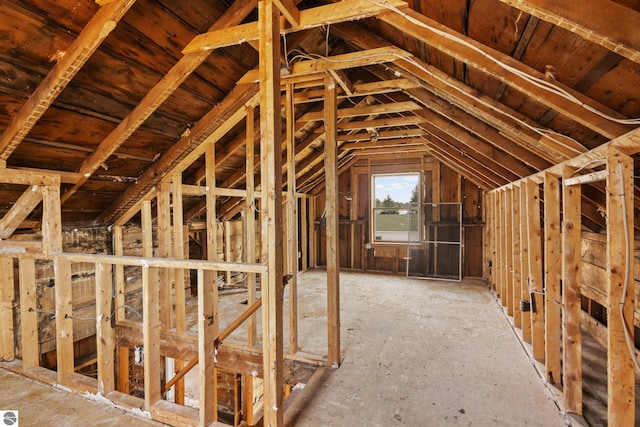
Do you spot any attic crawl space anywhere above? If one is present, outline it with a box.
[0,0,640,426]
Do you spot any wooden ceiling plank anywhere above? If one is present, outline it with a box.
[0,0,137,163]
[499,0,640,64]
[183,0,408,54]
[377,9,631,139]
[299,100,422,122]
[60,0,258,206]
[0,185,43,239]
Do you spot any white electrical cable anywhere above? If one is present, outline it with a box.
[367,0,640,126]
[617,161,640,374]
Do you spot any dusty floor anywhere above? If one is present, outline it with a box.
[0,368,161,426]
[284,270,568,426]
[0,270,568,426]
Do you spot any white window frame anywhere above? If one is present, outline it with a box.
[371,172,421,243]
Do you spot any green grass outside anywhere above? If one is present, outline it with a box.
[374,212,418,232]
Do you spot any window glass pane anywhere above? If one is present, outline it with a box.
[372,173,419,242]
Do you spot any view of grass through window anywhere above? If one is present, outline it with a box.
[372,173,420,242]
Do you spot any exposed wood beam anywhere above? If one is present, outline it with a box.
[424,146,494,191]
[238,47,411,84]
[340,137,425,151]
[0,0,136,162]
[562,164,583,415]
[114,323,318,383]
[102,83,258,225]
[415,110,533,180]
[274,0,299,26]
[0,185,42,239]
[499,0,640,64]
[406,88,553,170]
[300,100,422,122]
[331,23,589,158]
[4,168,81,185]
[606,148,635,425]
[325,78,340,368]
[60,0,258,206]
[294,78,420,103]
[183,0,408,53]
[338,128,424,142]
[377,8,631,139]
[422,136,507,188]
[543,172,562,386]
[336,115,426,130]
[418,120,522,183]
[259,0,285,424]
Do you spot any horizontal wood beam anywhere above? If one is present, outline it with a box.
[338,128,424,142]
[340,137,426,151]
[336,115,426,131]
[115,323,318,384]
[238,47,411,84]
[300,101,422,122]
[183,0,408,53]
[50,252,266,274]
[294,78,420,103]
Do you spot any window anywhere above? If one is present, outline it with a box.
[372,173,420,242]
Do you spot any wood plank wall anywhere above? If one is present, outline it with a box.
[313,155,485,277]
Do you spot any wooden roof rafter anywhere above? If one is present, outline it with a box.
[106,83,259,225]
[0,0,137,166]
[375,7,632,140]
[497,0,640,64]
[330,22,590,178]
[59,0,258,206]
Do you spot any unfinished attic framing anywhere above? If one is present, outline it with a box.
[0,0,639,426]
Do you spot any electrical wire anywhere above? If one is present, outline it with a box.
[617,161,640,374]
[366,0,640,126]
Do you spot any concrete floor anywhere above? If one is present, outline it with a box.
[286,270,568,426]
[0,270,568,426]
[0,368,161,426]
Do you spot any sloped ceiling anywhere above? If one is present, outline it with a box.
[0,0,638,230]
